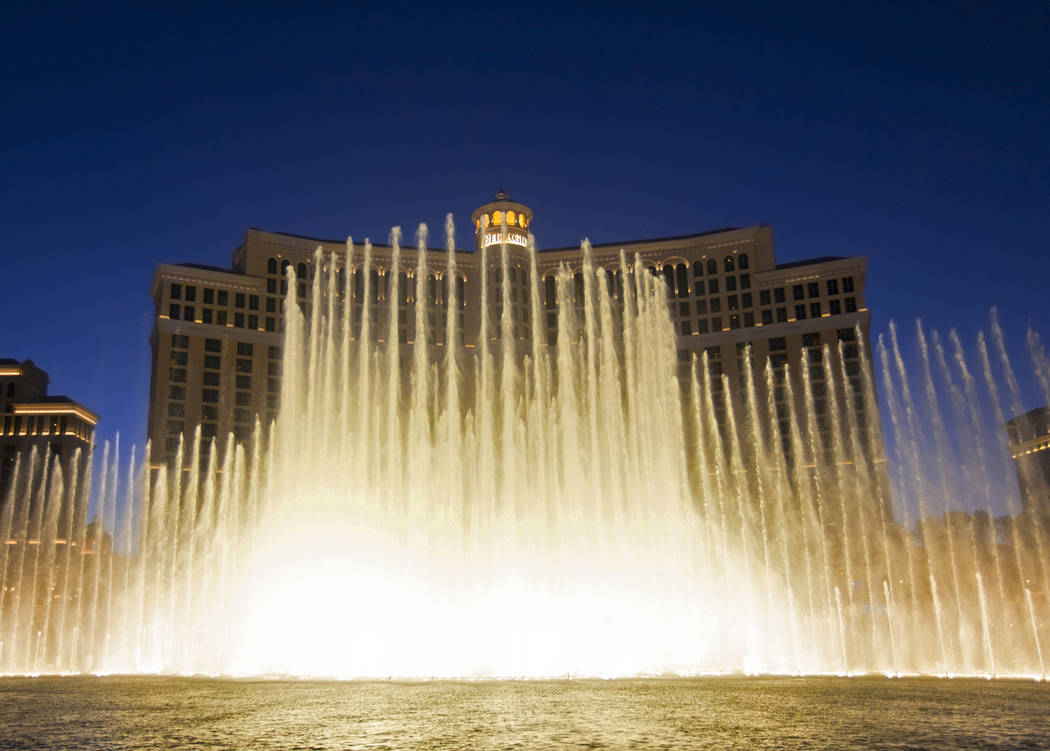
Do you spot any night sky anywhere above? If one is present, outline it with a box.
[2,3,1048,449]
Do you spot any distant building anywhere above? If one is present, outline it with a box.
[147,192,881,494]
[1006,406,1050,517]
[0,358,98,529]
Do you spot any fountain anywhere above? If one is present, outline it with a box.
[0,217,1047,678]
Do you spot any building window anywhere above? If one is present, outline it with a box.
[202,389,219,403]
[679,320,691,335]
[807,282,819,298]
[268,378,280,393]
[838,328,857,342]
[710,298,721,313]
[706,259,717,275]
[776,307,787,323]
[726,276,737,292]
[218,290,228,306]
[171,334,189,348]
[297,262,307,279]
[170,283,182,300]
[183,306,195,321]
[170,351,188,366]
[774,287,786,304]
[168,385,186,400]
[738,253,749,270]
[236,358,253,373]
[169,368,187,383]
[249,295,259,311]
[810,302,821,318]
[769,337,787,351]
[827,279,839,295]
[795,304,807,320]
[712,316,722,331]
[693,260,704,279]
[169,304,180,319]
[203,372,219,386]
[266,297,276,313]
[741,293,752,308]
[729,314,740,329]
[234,293,245,309]
[167,402,185,417]
[202,405,218,420]
[695,299,707,315]
[739,273,750,289]
[829,299,841,315]
[234,313,244,328]
[759,289,771,306]
[845,297,857,312]
[217,310,228,326]
[236,375,252,390]
[266,317,276,332]
[267,278,277,294]
[724,256,735,272]
[744,312,754,328]
[792,284,804,301]
[761,309,773,325]
[185,286,196,302]
[708,279,719,295]
[248,314,259,329]
[203,288,214,305]
[202,309,213,324]
[268,258,278,274]
[235,391,252,406]
[842,276,855,293]
[727,294,738,311]
[269,346,282,360]
[204,355,221,369]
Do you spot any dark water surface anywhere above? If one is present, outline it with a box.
[0,676,1047,750]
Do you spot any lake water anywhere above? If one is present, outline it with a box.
[1,676,1047,749]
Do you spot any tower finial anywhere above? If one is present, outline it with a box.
[495,186,509,201]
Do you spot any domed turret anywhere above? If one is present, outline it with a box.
[471,190,533,250]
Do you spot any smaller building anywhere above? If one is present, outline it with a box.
[1006,406,1050,518]
[0,359,98,526]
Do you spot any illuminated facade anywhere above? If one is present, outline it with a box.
[148,192,876,474]
[0,359,98,523]
[1006,406,1050,518]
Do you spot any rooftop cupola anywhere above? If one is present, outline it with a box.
[471,190,533,250]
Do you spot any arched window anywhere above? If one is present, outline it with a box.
[662,265,675,295]
[518,213,527,228]
[738,253,749,270]
[337,268,346,294]
[399,272,410,305]
[481,214,489,229]
[353,269,364,299]
[724,256,735,272]
[544,276,557,309]
[493,210,504,226]
[456,275,466,309]
[604,268,616,298]
[506,210,516,226]
[296,262,307,280]
[428,274,438,305]
[573,272,584,303]
[693,260,704,279]
[5,383,13,398]
[675,263,688,298]
[370,269,381,301]
[707,259,717,275]
[281,259,291,275]
[267,258,278,274]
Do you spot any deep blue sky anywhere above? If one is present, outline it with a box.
[2,2,1048,448]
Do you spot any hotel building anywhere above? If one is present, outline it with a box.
[1006,406,1050,518]
[0,359,98,524]
[148,192,877,475]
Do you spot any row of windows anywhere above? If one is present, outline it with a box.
[758,277,856,307]
[0,414,93,441]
